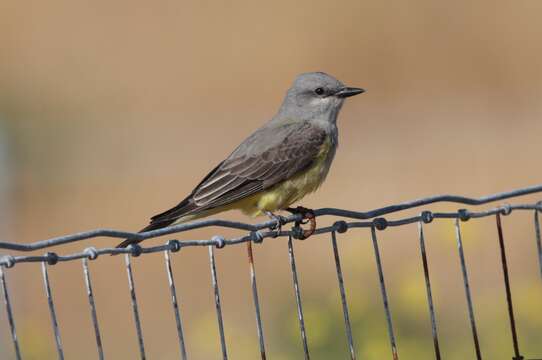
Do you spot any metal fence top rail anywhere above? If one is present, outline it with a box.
[1,184,542,268]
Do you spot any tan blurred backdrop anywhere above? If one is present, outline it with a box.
[1,0,541,359]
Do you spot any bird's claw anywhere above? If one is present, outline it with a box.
[265,211,287,237]
[286,206,317,240]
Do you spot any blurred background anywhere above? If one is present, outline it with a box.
[1,0,541,358]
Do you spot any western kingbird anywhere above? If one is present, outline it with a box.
[117,72,364,247]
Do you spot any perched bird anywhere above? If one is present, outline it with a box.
[117,72,364,248]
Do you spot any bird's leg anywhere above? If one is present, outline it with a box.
[286,206,316,239]
[264,211,287,236]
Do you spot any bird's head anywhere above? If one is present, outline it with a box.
[279,72,365,122]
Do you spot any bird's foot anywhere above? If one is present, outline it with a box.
[286,206,316,240]
[264,211,287,236]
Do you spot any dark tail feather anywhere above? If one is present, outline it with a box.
[115,219,176,249]
[115,196,197,250]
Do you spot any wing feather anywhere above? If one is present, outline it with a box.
[194,176,246,205]
[148,121,327,224]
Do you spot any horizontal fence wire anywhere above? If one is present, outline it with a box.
[1,185,542,360]
[1,184,542,255]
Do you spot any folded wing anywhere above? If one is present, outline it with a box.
[148,121,327,227]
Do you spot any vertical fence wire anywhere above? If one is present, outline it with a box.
[535,209,542,280]
[370,226,399,360]
[41,262,64,360]
[0,267,21,360]
[330,231,356,360]
[417,222,441,360]
[246,241,267,360]
[495,214,523,360]
[164,249,188,360]
[209,246,228,360]
[82,258,104,360]
[287,235,310,359]
[454,219,482,360]
[124,254,146,360]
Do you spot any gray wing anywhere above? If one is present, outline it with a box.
[149,121,327,225]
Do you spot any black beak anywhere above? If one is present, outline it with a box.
[335,87,366,98]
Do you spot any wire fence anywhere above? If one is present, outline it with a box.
[1,184,542,359]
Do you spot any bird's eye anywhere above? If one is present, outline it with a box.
[314,87,325,96]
